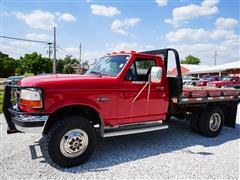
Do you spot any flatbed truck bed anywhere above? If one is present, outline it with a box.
[178,86,240,104]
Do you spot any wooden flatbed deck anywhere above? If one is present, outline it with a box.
[178,86,240,104]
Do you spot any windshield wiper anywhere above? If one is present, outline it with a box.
[89,71,102,77]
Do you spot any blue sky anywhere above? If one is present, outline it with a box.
[1,0,239,66]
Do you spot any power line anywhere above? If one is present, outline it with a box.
[0,35,51,44]
[57,46,71,56]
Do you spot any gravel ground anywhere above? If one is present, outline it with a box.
[0,105,240,179]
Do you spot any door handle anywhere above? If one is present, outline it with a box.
[155,86,165,91]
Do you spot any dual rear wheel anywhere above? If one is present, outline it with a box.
[190,107,224,137]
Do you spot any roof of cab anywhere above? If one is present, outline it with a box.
[106,50,163,59]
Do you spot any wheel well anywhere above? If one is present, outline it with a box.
[43,105,103,134]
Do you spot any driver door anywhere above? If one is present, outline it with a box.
[117,57,166,124]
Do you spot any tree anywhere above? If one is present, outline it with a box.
[181,55,201,65]
[0,57,17,77]
[57,55,79,74]
[18,52,52,75]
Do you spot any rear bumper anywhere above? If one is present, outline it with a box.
[2,85,48,134]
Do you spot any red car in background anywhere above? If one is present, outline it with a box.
[196,76,220,86]
[207,76,240,88]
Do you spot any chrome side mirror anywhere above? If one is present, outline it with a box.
[150,66,162,83]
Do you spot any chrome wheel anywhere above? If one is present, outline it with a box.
[209,113,221,132]
[60,129,89,158]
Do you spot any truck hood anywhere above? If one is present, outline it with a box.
[19,74,117,90]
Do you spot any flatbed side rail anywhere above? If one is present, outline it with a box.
[178,94,240,104]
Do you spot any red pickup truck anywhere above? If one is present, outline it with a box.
[207,76,240,88]
[196,76,220,86]
[3,48,240,167]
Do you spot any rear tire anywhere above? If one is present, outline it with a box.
[199,107,224,137]
[44,116,96,167]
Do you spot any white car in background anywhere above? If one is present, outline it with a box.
[183,76,200,86]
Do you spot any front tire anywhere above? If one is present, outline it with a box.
[199,107,224,137]
[44,116,96,167]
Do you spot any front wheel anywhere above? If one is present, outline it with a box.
[199,107,224,137]
[44,116,96,167]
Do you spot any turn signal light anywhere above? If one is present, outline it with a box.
[20,99,42,108]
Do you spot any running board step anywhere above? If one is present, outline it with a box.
[103,121,168,138]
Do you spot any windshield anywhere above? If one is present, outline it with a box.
[86,55,130,77]
[222,77,231,81]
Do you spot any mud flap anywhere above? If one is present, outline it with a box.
[224,101,238,128]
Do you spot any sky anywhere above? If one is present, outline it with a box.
[0,0,239,67]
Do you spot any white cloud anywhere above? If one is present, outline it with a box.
[13,10,76,30]
[112,42,139,51]
[165,0,219,27]
[201,0,219,7]
[61,47,106,61]
[58,13,76,22]
[1,39,47,58]
[167,28,239,43]
[90,4,120,17]
[155,0,168,6]
[166,17,239,43]
[144,44,156,50]
[171,41,239,65]
[13,10,56,30]
[25,33,52,42]
[215,17,238,30]
[166,28,209,42]
[107,42,156,52]
[111,18,141,35]
[2,11,10,16]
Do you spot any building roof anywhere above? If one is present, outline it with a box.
[0,51,9,58]
[180,64,209,71]
[169,64,209,75]
[188,61,240,74]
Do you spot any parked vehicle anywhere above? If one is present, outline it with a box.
[184,77,200,86]
[6,76,24,85]
[224,84,240,89]
[207,76,240,88]
[2,48,240,167]
[183,76,194,84]
[196,76,220,86]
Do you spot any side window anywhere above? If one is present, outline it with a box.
[125,58,157,81]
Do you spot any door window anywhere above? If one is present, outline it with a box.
[125,58,156,81]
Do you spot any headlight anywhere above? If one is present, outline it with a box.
[20,89,42,108]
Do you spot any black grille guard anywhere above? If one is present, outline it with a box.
[2,85,45,134]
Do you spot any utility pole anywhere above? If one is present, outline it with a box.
[79,43,82,66]
[214,51,217,65]
[53,27,56,74]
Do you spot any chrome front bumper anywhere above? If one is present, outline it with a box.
[12,114,49,133]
